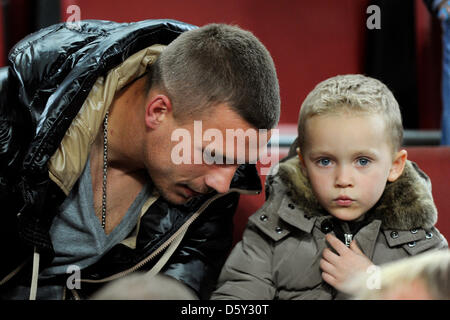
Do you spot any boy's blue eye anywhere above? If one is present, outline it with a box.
[318,158,331,166]
[357,158,370,166]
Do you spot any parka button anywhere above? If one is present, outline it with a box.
[260,215,268,222]
[390,231,399,239]
[321,220,334,234]
[408,241,416,248]
[426,232,433,239]
[410,229,418,234]
[288,203,295,209]
[275,226,283,234]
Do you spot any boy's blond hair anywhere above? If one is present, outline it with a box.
[297,74,403,153]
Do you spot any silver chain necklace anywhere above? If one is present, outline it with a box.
[101,111,109,230]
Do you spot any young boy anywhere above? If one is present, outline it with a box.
[211,74,448,300]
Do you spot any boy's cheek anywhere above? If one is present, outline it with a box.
[308,173,331,200]
[308,169,330,185]
[363,170,389,190]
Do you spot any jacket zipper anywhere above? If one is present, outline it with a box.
[80,187,260,284]
[344,233,353,247]
[341,221,353,247]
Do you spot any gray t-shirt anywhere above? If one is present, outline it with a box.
[4,158,151,299]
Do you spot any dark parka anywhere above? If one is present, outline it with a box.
[0,19,262,299]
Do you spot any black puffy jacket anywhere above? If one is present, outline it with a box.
[0,19,262,299]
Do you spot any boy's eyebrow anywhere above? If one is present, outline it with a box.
[353,149,380,158]
[307,149,380,158]
[307,150,335,158]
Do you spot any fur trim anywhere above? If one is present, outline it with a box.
[277,157,437,230]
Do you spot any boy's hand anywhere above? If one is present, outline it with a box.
[320,233,374,292]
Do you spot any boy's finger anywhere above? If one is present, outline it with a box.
[322,247,339,264]
[350,240,364,255]
[325,233,348,255]
[319,258,336,274]
[321,272,338,288]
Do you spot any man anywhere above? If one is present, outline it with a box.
[0,19,280,299]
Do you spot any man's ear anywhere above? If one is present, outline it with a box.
[388,149,408,182]
[296,147,308,176]
[144,94,172,129]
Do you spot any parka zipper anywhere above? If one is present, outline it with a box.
[80,187,260,284]
[344,233,353,247]
[341,221,353,247]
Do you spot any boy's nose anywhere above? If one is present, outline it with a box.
[204,165,238,194]
[335,166,354,188]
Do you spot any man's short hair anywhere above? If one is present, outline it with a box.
[149,23,280,129]
[297,74,403,152]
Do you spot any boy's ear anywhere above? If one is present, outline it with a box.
[144,94,172,129]
[388,149,408,182]
[296,147,308,176]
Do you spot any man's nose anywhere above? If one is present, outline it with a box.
[335,165,354,188]
[205,166,238,194]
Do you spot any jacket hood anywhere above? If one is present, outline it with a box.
[276,157,438,230]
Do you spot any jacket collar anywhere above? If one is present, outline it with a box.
[275,156,437,231]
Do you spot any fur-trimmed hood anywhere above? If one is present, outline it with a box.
[275,157,438,230]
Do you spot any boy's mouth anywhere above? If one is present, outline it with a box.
[334,195,354,206]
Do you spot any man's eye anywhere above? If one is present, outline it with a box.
[203,149,217,164]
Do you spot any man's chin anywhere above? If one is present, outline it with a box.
[159,191,190,206]
[154,183,200,205]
